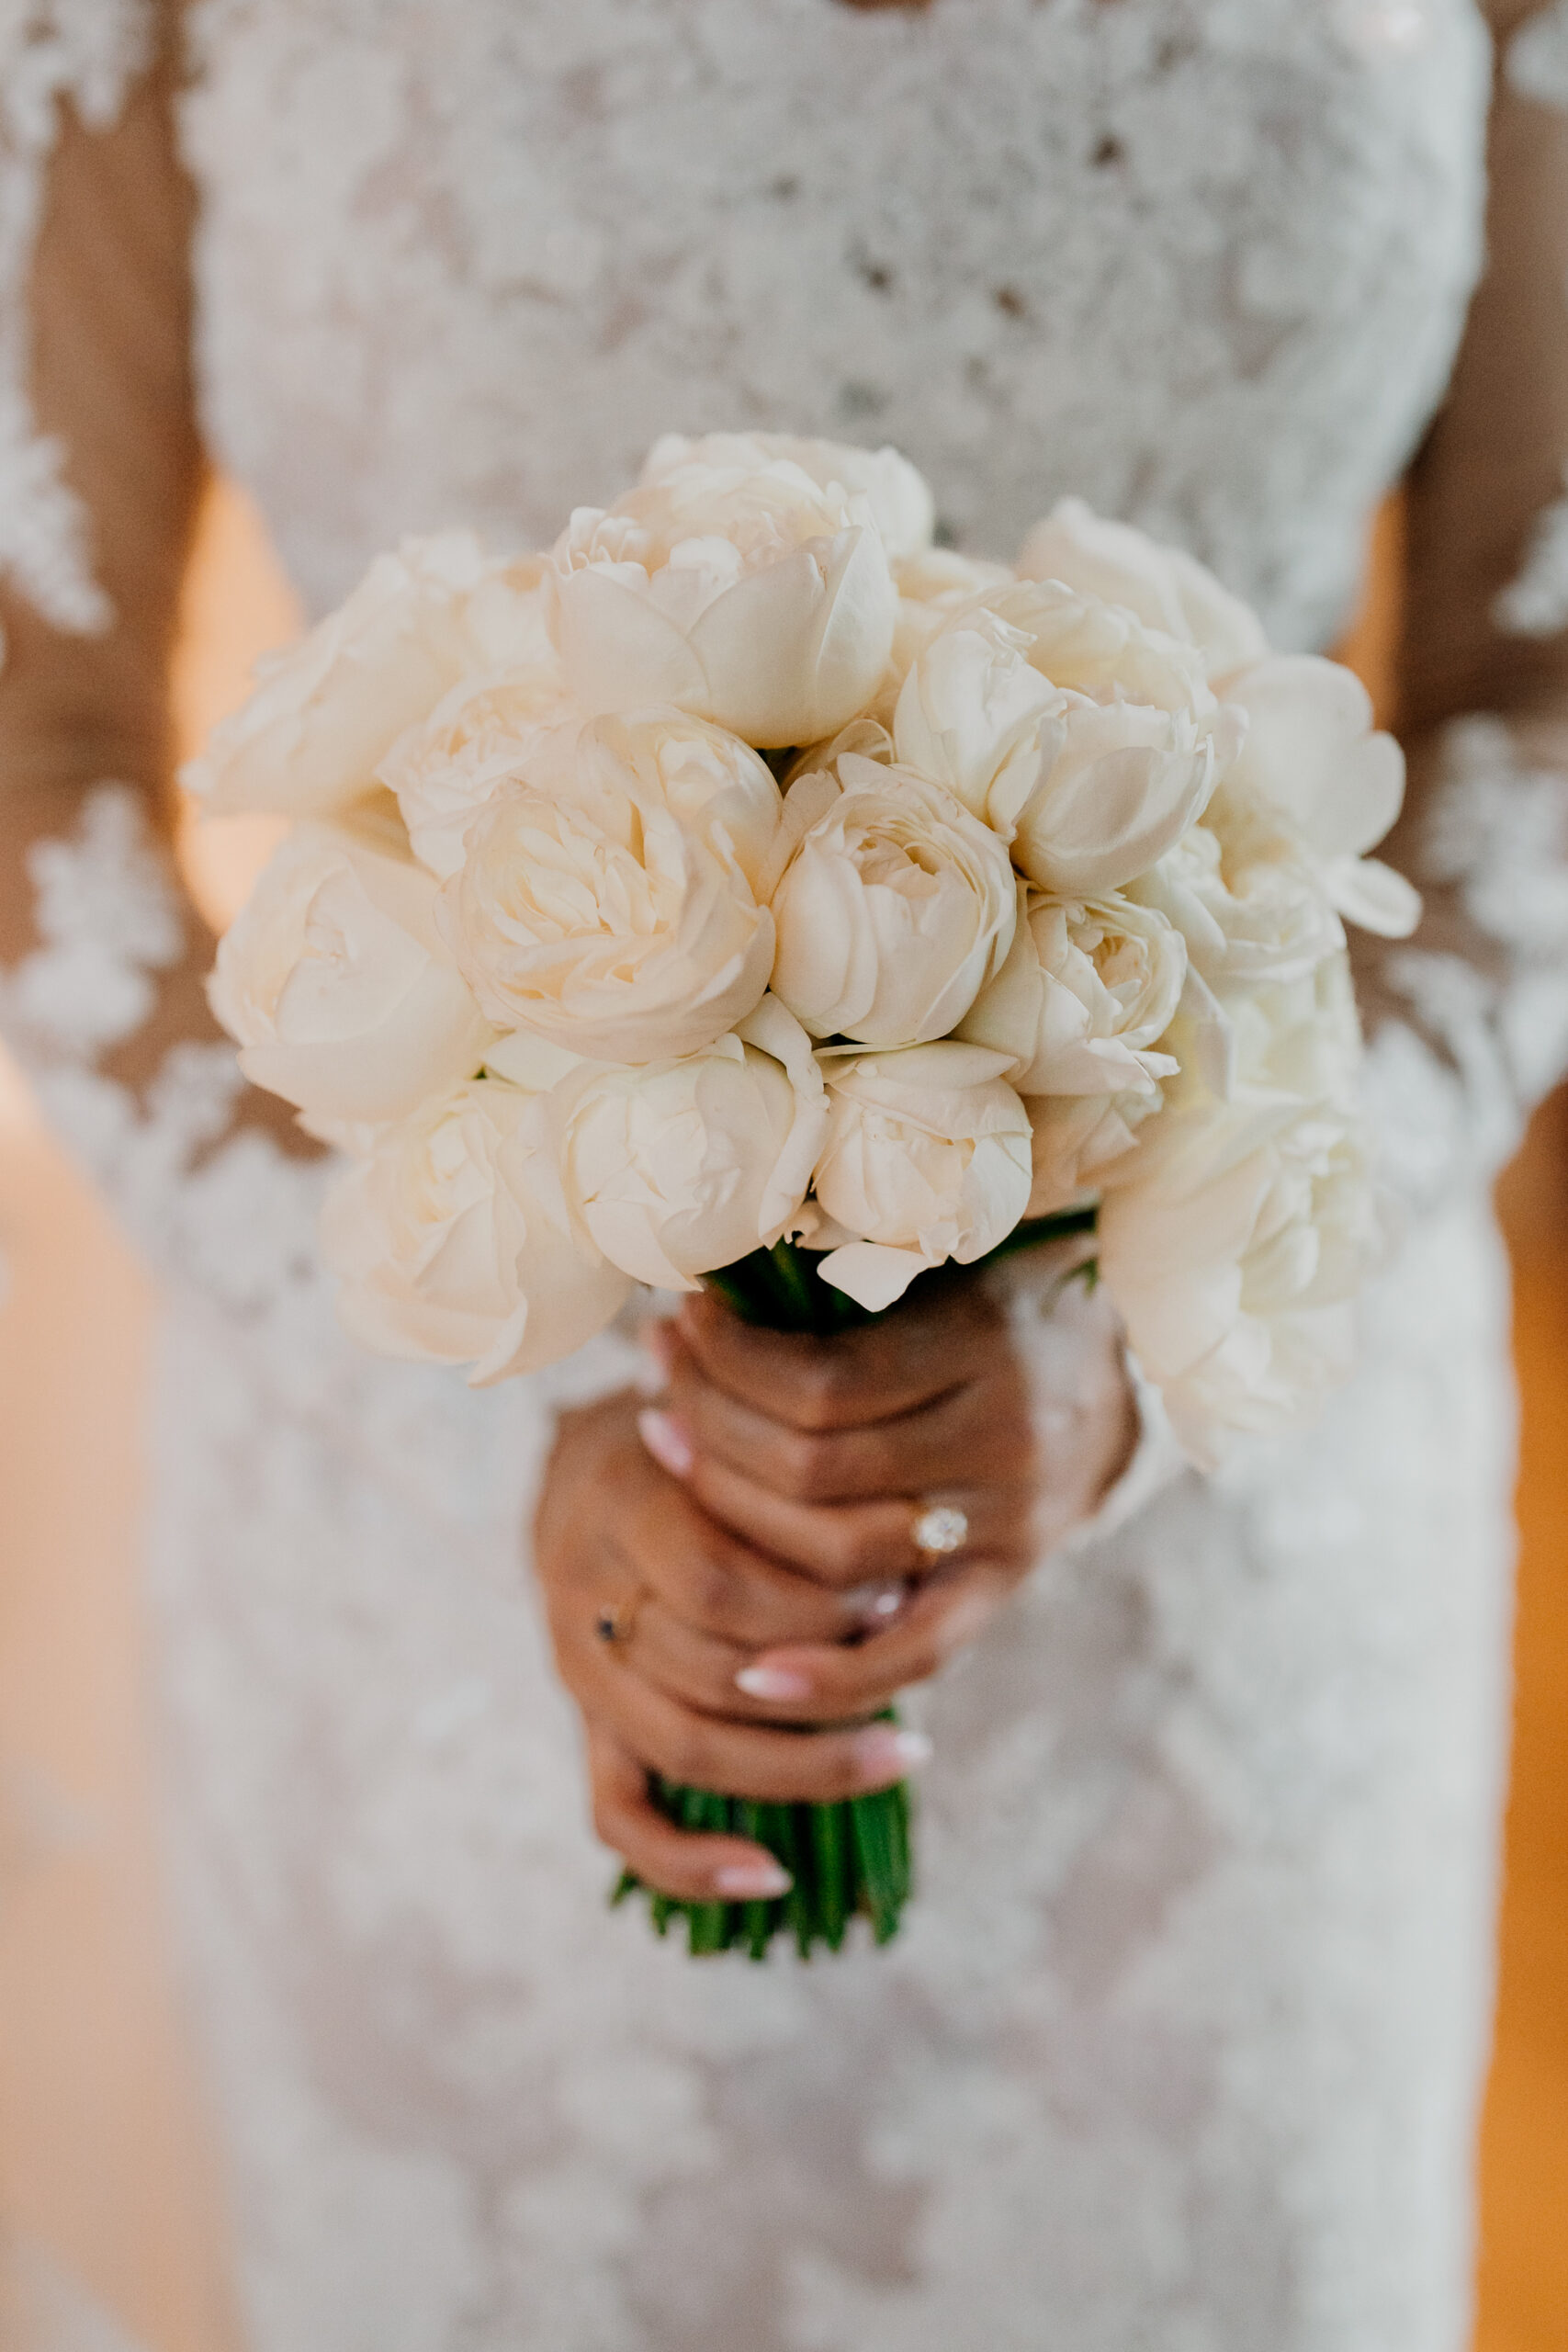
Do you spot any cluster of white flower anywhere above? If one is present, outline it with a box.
[190,435,1416,1459]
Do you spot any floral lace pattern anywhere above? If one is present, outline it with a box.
[181,0,1489,650]
[1494,472,1568,637]
[0,0,149,638]
[6,4,1563,2346]
[1507,0,1568,107]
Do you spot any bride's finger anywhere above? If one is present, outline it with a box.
[617,1479,876,1645]
[649,1363,1030,1506]
[578,1643,932,1805]
[675,1282,1003,1430]
[728,1566,1017,1717]
[602,1589,909,1729]
[585,1725,794,1905]
[643,1416,1021,1590]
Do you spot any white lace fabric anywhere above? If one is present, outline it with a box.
[0,5,1564,2348]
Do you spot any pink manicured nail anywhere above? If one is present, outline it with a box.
[637,1408,694,1478]
[840,1579,908,1625]
[852,1726,933,1789]
[736,1664,813,1702]
[715,1860,793,1899]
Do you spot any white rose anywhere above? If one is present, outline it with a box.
[1098,1093,1380,1464]
[548,458,897,747]
[559,997,828,1291]
[811,1040,1032,1310]
[1221,655,1420,937]
[553,704,783,896]
[894,548,1016,608]
[320,1077,630,1384]
[873,548,1020,723]
[957,885,1185,1095]
[769,755,1018,1047]
[378,664,573,880]
[183,536,546,820]
[895,588,1229,896]
[893,606,1061,831]
[1097,950,1377,1460]
[976,576,1221,716]
[209,823,493,1123]
[1130,814,1344,988]
[1023,1090,1156,1216]
[641,432,936,562]
[1017,498,1268,682]
[440,709,779,1063]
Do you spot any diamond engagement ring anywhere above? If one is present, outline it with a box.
[911,1502,969,1563]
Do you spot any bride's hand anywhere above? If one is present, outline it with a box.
[534,1266,1135,1902]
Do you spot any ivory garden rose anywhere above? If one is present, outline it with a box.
[1220,655,1420,938]
[558,999,828,1292]
[549,455,897,748]
[769,755,1017,1046]
[208,822,493,1125]
[894,587,1232,896]
[811,1041,1033,1311]
[439,710,781,1064]
[1095,953,1377,1460]
[641,431,936,564]
[320,1077,630,1385]
[1017,496,1269,683]
[184,536,551,820]
[378,663,571,881]
[957,886,1185,1097]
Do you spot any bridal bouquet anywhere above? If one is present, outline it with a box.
[190,431,1416,1956]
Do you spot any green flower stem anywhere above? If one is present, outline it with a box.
[613,1215,1096,1959]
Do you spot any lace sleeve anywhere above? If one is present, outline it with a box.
[1361,0,1568,1207]
[0,0,320,1281]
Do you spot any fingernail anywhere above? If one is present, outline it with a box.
[715,1860,793,1899]
[736,1664,813,1702]
[840,1580,908,1625]
[637,1407,694,1478]
[852,1725,933,1789]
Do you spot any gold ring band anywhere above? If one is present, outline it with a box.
[594,1593,644,1646]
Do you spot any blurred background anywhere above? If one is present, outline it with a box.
[0,481,1562,2348]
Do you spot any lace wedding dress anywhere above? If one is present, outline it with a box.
[4,3,1568,2346]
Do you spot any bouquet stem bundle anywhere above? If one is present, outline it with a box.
[611,1219,1092,1959]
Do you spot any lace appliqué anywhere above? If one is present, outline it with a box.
[181,0,1489,655]
[1507,0,1568,110]
[0,785,319,1304]
[0,1,151,641]
[1494,469,1568,639]
[1372,714,1568,1204]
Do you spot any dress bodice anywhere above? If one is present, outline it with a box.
[180,0,1491,650]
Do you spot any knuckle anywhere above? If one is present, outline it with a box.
[686,1553,735,1625]
[810,1747,867,1804]
[831,1513,892,1579]
[899,1638,943,1690]
[590,1788,626,1849]
[778,1428,838,1502]
[786,1351,855,1432]
[657,1716,712,1789]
